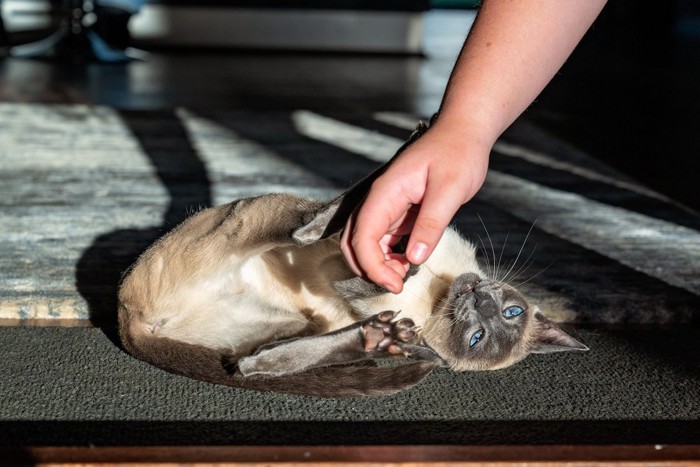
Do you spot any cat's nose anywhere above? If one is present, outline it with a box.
[455,273,481,294]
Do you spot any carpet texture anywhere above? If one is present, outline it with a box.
[1,103,698,325]
[1,326,698,445]
[1,103,699,446]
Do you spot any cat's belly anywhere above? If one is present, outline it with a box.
[238,252,357,332]
[150,246,356,353]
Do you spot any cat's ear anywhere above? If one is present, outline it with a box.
[291,173,370,246]
[292,199,342,246]
[529,312,589,354]
[295,114,436,244]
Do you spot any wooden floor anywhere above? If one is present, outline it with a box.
[1,4,699,465]
[2,5,698,211]
[6,444,700,466]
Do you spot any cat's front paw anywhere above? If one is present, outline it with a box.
[362,310,420,357]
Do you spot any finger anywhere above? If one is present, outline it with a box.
[384,254,410,279]
[341,202,406,292]
[343,228,405,294]
[340,212,363,277]
[350,188,413,293]
[406,181,464,265]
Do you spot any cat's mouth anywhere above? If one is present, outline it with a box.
[449,281,496,321]
[449,292,479,321]
[472,293,489,314]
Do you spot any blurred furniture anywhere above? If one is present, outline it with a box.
[129,0,431,53]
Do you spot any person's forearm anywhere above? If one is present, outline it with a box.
[339,0,607,292]
[437,0,607,142]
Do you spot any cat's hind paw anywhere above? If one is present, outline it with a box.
[362,311,420,356]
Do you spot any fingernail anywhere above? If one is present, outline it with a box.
[382,281,402,294]
[410,242,429,263]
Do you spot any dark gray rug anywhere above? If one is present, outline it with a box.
[1,103,699,446]
[1,325,698,445]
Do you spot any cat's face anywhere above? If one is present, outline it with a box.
[423,273,587,371]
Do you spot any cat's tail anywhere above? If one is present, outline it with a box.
[232,360,437,398]
[118,306,436,397]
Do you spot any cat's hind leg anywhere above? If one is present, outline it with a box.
[237,311,443,377]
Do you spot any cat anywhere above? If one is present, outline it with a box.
[117,118,588,398]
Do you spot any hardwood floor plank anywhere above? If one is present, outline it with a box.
[5,444,700,465]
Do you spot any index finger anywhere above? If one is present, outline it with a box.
[343,188,413,293]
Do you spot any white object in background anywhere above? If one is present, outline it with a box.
[129,6,424,53]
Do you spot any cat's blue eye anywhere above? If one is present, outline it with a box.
[503,306,524,318]
[469,330,484,348]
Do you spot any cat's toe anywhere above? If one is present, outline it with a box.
[377,310,397,323]
[385,343,405,355]
[396,328,416,342]
[361,312,419,355]
[392,318,418,344]
[394,317,414,331]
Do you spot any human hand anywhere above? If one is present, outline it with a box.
[339,0,606,294]
[340,121,490,293]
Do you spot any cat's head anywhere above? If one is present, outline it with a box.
[422,272,588,371]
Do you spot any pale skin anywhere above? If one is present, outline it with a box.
[341,0,608,293]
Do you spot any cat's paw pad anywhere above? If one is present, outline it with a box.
[362,310,419,356]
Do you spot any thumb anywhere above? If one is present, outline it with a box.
[405,183,464,265]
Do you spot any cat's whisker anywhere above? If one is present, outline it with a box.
[512,260,556,289]
[506,257,536,285]
[406,277,456,310]
[497,258,516,284]
[400,285,441,309]
[422,313,456,327]
[503,245,538,285]
[401,275,461,318]
[499,219,538,283]
[495,231,510,283]
[423,309,457,323]
[430,300,456,316]
[449,314,462,326]
[477,213,497,281]
[476,234,493,281]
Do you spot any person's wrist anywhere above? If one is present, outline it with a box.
[430,110,499,154]
[424,114,492,201]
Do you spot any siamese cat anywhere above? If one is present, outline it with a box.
[118,118,588,398]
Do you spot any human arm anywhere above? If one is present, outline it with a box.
[341,0,607,293]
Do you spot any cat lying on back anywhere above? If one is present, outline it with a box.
[118,118,587,397]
